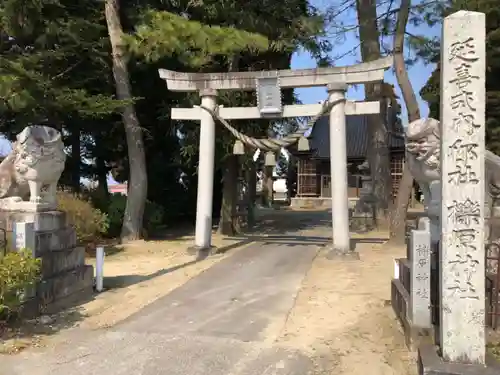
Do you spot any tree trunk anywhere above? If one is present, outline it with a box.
[105,0,147,242]
[217,54,241,235]
[389,0,421,244]
[218,155,239,235]
[393,0,421,124]
[286,154,297,202]
[261,166,273,207]
[355,0,392,223]
[247,162,257,229]
[95,134,109,200]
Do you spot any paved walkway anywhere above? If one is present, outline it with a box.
[2,233,322,375]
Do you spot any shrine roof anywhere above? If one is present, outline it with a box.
[293,115,405,160]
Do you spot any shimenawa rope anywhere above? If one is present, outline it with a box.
[196,98,346,152]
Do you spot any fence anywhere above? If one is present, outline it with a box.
[0,228,7,256]
[486,238,500,329]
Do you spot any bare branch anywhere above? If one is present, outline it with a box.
[332,42,362,61]
[389,0,419,243]
[52,61,82,80]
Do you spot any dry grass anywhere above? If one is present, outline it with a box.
[277,230,416,375]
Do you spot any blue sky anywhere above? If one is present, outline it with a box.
[292,0,441,123]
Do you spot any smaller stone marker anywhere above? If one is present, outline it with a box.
[409,226,431,329]
[440,10,486,364]
[417,216,431,232]
[14,221,35,255]
[13,221,36,299]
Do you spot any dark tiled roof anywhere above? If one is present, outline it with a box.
[307,115,405,159]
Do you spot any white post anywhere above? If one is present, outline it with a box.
[327,83,351,253]
[394,259,400,279]
[14,222,36,299]
[440,11,486,364]
[195,89,217,249]
[14,222,35,255]
[96,246,105,292]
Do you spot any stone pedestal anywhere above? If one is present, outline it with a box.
[3,209,93,316]
[391,217,433,349]
[418,345,500,375]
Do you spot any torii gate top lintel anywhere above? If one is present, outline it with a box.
[158,56,393,92]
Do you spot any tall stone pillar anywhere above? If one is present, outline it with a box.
[439,11,486,365]
[327,83,351,254]
[194,89,217,250]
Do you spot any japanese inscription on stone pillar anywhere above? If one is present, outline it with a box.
[410,227,432,328]
[440,11,486,365]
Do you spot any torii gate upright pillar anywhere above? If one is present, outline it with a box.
[327,83,350,254]
[194,89,217,250]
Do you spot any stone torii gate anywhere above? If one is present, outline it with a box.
[159,57,392,254]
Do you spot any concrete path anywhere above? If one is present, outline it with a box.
[2,236,320,375]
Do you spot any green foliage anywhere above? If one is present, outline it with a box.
[126,11,270,65]
[57,190,109,244]
[488,341,500,360]
[0,0,121,131]
[103,193,164,238]
[0,249,41,319]
[420,0,500,154]
[0,0,332,239]
[105,194,127,237]
[419,65,440,119]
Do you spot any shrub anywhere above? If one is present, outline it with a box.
[57,190,109,243]
[0,249,41,320]
[104,193,164,238]
[106,193,127,237]
[145,200,164,234]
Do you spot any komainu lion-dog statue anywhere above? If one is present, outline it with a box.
[406,117,500,225]
[405,118,441,212]
[0,126,66,208]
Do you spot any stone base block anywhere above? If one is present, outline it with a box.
[392,279,434,350]
[42,287,95,315]
[40,247,86,278]
[187,245,217,258]
[35,226,77,256]
[21,265,94,318]
[290,197,360,209]
[418,344,500,375]
[290,197,332,209]
[38,265,94,306]
[0,209,66,232]
[0,201,56,212]
[324,247,360,260]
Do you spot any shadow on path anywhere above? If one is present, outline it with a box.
[104,209,389,291]
[104,209,334,290]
